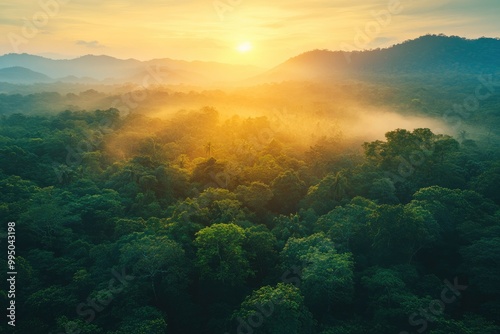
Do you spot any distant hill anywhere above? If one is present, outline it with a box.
[251,35,500,83]
[0,53,263,85]
[0,67,53,84]
[1,35,499,86]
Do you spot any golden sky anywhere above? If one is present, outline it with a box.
[1,0,499,67]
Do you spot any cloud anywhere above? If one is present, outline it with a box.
[76,40,105,48]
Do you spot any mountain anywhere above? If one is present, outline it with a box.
[252,35,500,83]
[1,35,499,86]
[0,54,147,82]
[0,67,53,84]
[0,53,263,85]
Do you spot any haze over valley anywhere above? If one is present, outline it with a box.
[1,1,500,333]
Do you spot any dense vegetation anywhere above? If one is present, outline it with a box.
[1,34,499,334]
[1,96,499,333]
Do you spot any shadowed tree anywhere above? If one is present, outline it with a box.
[194,223,253,285]
[367,203,440,265]
[120,233,187,299]
[232,283,314,334]
[281,233,354,312]
[270,170,307,214]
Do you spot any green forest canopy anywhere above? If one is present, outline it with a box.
[0,102,499,333]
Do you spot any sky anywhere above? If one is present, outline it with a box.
[0,0,499,68]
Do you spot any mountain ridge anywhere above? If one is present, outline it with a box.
[0,66,53,83]
[0,53,264,85]
[250,34,500,83]
[1,34,499,85]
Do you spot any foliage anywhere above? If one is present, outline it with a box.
[0,101,498,334]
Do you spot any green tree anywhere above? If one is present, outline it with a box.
[361,266,429,333]
[0,174,39,221]
[272,213,312,249]
[194,223,252,284]
[236,181,274,212]
[270,170,307,214]
[412,186,499,243]
[281,233,354,312]
[461,237,500,295]
[430,314,500,334]
[19,187,78,250]
[77,189,124,239]
[367,203,440,265]
[301,170,350,215]
[244,225,278,282]
[232,283,314,334]
[314,197,376,255]
[55,317,104,334]
[472,162,500,204]
[109,306,168,334]
[120,233,187,299]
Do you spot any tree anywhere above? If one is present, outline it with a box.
[272,213,312,249]
[361,266,429,333]
[55,317,104,334]
[301,249,354,312]
[461,237,500,295]
[362,128,465,201]
[244,225,278,281]
[113,218,147,238]
[430,314,500,334]
[314,197,376,256]
[0,175,39,221]
[243,154,285,184]
[191,157,230,189]
[163,198,205,253]
[109,306,168,334]
[270,170,307,214]
[26,285,78,320]
[281,233,354,312]
[77,189,124,239]
[368,178,399,204]
[411,186,499,243]
[194,223,252,284]
[300,171,350,215]
[348,163,399,204]
[236,182,274,212]
[232,283,314,334]
[19,187,78,250]
[367,203,440,265]
[120,233,187,299]
[192,187,248,225]
[472,162,500,204]
[319,322,368,334]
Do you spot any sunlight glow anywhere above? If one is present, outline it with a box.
[237,42,253,53]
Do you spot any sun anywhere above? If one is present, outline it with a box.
[237,42,253,53]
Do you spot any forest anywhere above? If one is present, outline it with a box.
[1,35,500,334]
[1,73,500,334]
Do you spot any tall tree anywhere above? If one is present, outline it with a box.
[194,223,252,285]
[232,283,314,334]
[120,233,187,299]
